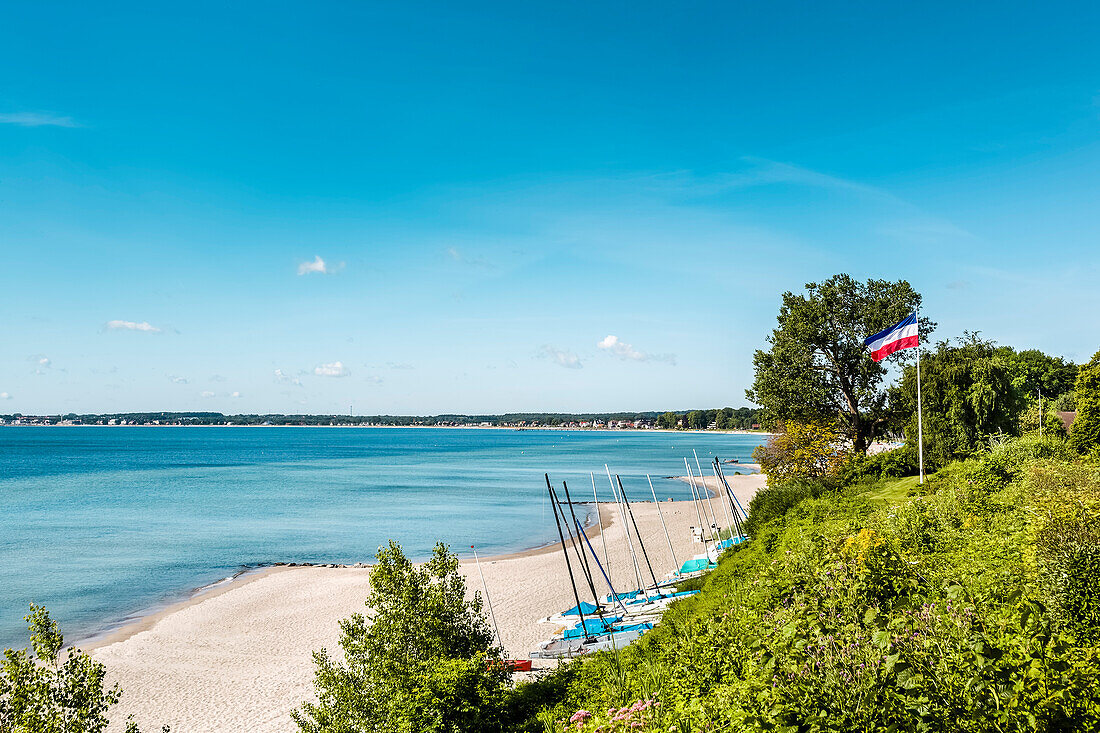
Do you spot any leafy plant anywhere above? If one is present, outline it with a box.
[294,541,509,733]
[0,605,164,733]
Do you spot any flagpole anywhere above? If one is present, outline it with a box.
[916,307,925,484]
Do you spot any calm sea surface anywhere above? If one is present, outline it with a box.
[0,427,765,649]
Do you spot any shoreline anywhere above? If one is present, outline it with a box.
[89,478,766,732]
[2,424,774,436]
[80,502,611,652]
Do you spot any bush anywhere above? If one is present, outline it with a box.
[841,444,918,483]
[1070,350,1100,454]
[294,541,509,733]
[1036,505,1100,642]
[742,478,830,538]
[0,605,162,733]
[986,433,1074,481]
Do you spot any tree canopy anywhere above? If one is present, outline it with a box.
[746,274,932,453]
[1069,351,1100,455]
[892,334,1023,469]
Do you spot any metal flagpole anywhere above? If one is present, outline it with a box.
[916,307,925,485]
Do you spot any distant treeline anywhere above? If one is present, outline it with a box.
[0,408,763,429]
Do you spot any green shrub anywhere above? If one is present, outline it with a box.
[294,541,508,733]
[742,478,831,538]
[841,444,918,483]
[0,605,163,733]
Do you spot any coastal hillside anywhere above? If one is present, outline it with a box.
[526,433,1100,731]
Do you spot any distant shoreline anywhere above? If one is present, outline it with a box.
[2,423,774,436]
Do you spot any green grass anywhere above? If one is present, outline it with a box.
[862,474,920,504]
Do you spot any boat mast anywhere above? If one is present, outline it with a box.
[647,473,678,573]
[618,476,660,590]
[685,458,712,545]
[561,481,600,602]
[695,449,724,540]
[592,472,613,588]
[553,484,599,604]
[545,475,591,641]
[606,464,643,591]
[470,544,502,647]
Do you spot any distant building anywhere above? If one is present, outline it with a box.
[1057,411,1077,432]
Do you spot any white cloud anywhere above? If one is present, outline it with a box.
[170,376,188,384]
[0,112,79,128]
[0,392,11,400]
[297,256,343,275]
[540,345,583,369]
[230,391,242,398]
[275,368,303,386]
[597,335,676,365]
[37,357,50,367]
[314,361,349,377]
[106,320,161,333]
[447,247,492,269]
[201,390,216,398]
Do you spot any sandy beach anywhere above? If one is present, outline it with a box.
[89,472,765,733]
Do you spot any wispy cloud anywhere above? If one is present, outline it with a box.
[597,335,676,365]
[387,362,415,370]
[314,361,349,377]
[201,390,216,398]
[0,392,11,400]
[230,391,242,398]
[539,345,583,369]
[0,112,79,128]
[170,375,189,384]
[297,256,343,275]
[275,368,303,386]
[106,320,161,333]
[447,247,493,269]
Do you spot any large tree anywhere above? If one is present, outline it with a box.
[747,274,931,454]
[892,334,1024,469]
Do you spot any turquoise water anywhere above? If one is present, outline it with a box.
[0,427,764,649]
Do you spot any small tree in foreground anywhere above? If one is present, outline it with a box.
[752,420,849,483]
[0,605,162,733]
[294,541,508,733]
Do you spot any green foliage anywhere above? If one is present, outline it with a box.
[656,412,679,430]
[1069,351,1100,454]
[741,477,832,538]
[752,420,849,483]
[893,334,1024,469]
[0,605,162,733]
[1026,461,1100,643]
[841,444,918,483]
[524,436,1100,733]
[294,541,509,733]
[746,274,931,453]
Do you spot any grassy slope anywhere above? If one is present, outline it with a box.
[524,437,1100,733]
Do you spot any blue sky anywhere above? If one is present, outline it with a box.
[2,1,1099,414]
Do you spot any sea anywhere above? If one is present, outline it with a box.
[0,426,765,650]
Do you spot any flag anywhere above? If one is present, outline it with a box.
[864,312,919,362]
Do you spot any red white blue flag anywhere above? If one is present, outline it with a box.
[864,312,919,362]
